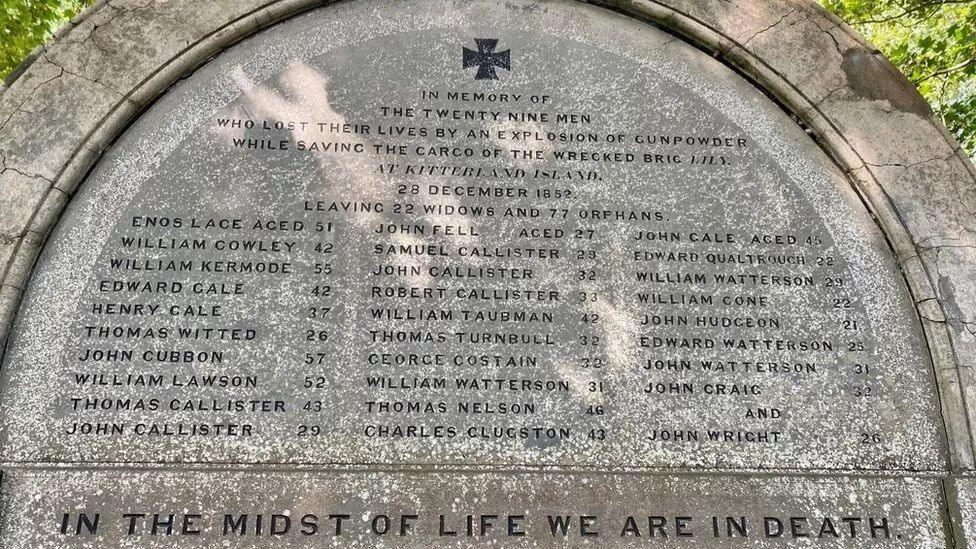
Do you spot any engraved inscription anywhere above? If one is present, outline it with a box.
[0,4,943,472]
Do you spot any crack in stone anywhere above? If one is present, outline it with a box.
[813,83,849,106]
[949,176,976,230]
[915,297,976,333]
[40,0,156,92]
[919,244,976,254]
[104,0,155,14]
[842,162,869,178]
[736,7,799,48]
[865,151,959,170]
[0,166,54,185]
[915,232,976,249]
[939,312,976,330]
[41,54,125,100]
[86,24,119,58]
[903,245,976,330]
[801,9,845,56]
[897,253,920,268]
[0,65,65,135]
[0,149,54,185]
[77,3,125,56]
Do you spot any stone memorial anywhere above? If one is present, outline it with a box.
[0,0,974,546]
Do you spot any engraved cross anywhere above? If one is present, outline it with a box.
[462,38,511,80]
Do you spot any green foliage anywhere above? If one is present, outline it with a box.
[0,0,973,159]
[821,0,976,159]
[0,0,91,80]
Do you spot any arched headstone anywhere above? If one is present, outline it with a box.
[0,0,974,546]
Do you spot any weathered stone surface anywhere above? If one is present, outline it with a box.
[0,170,50,237]
[864,160,976,247]
[45,2,197,101]
[0,0,973,546]
[951,477,976,546]
[0,58,63,132]
[0,469,949,547]
[1,68,120,183]
[733,7,851,106]
[0,0,947,473]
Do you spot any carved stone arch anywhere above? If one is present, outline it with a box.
[1,0,975,544]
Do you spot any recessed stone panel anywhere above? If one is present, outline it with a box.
[0,0,946,472]
[2,0,970,546]
[0,469,949,548]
